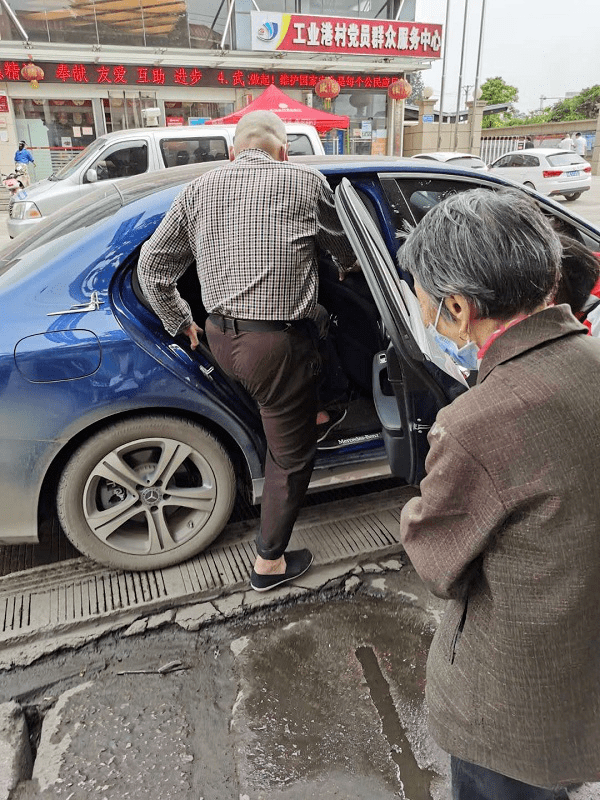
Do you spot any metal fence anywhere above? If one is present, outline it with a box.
[480,131,596,165]
[480,136,529,164]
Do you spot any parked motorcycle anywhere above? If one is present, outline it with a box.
[2,164,27,195]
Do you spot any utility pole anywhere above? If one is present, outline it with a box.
[453,0,470,151]
[436,0,452,150]
[468,0,487,152]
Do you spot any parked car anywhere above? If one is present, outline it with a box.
[412,152,488,171]
[7,123,325,238]
[488,148,591,201]
[1,156,599,571]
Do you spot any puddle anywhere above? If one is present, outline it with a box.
[356,645,436,800]
[233,592,446,798]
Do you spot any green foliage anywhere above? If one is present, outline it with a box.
[545,85,600,122]
[482,114,505,129]
[481,84,600,128]
[480,77,519,106]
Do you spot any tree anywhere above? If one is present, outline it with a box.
[479,77,519,107]
[546,85,600,122]
[408,71,425,102]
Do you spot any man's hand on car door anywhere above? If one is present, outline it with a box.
[183,321,203,350]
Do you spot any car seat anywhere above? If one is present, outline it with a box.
[318,253,385,394]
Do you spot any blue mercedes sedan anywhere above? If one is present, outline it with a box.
[1,156,598,571]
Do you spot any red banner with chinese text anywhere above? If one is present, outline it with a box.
[251,12,442,58]
[0,62,407,91]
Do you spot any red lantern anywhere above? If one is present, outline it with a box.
[388,78,412,101]
[21,62,44,89]
[314,77,341,110]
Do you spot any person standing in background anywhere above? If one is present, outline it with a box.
[574,132,587,157]
[13,141,35,186]
[559,133,574,150]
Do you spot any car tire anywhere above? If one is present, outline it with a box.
[563,192,582,201]
[57,415,236,571]
[523,181,536,190]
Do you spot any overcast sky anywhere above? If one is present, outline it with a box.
[414,0,599,114]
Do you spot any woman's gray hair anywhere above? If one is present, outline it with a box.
[397,188,562,321]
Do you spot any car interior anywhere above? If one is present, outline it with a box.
[131,247,388,451]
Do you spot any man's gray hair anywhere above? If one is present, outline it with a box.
[397,188,562,321]
[234,111,287,156]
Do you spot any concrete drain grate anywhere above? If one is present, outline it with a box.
[0,486,415,646]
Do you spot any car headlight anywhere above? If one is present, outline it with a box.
[10,201,42,220]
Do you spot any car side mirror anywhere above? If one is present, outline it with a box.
[85,168,98,183]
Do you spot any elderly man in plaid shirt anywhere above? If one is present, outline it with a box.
[138,110,357,591]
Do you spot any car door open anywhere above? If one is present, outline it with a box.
[335,177,468,484]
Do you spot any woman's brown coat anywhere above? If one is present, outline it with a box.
[401,305,600,788]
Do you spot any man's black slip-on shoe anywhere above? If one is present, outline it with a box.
[316,407,348,443]
[250,549,314,592]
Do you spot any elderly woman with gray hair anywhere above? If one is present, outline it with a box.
[398,188,600,800]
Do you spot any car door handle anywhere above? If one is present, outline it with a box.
[47,291,104,316]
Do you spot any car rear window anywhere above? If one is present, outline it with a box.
[159,137,228,167]
[547,153,586,167]
[287,133,314,156]
[447,157,486,169]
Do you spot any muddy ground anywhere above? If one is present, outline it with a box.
[2,567,451,799]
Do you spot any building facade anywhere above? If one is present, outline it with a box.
[0,0,442,177]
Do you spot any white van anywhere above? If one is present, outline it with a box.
[7,123,325,237]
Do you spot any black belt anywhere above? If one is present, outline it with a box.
[208,314,291,333]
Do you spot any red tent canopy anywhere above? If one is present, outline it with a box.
[205,84,349,134]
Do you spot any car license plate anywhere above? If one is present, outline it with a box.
[567,170,579,177]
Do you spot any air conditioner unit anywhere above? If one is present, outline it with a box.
[142,107,161,126]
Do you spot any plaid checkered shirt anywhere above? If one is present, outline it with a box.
[138,149,356,336]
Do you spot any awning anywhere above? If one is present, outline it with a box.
[205,84,349,134]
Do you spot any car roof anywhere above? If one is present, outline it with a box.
[96,123,319,141]
[115,155,423,204]
[413,152,484,161]
[493,148,576,158]
[2,154,599,271]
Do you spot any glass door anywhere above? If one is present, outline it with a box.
[105,91,158,132]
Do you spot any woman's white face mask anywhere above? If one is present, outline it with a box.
[428,299,479,371]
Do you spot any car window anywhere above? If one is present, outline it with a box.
[547,153,586,167]
[159,137,228,167]
[492,155,511,168]
[52,138,107,181]
[447,157,486,169]
[522,155,540,167]
[88,141,148,182]
[287,133,314,156]
[379,176,492,228]
[510,154,525,167]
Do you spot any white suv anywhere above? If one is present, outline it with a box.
[8,123,325,237]
[488,148,591,201]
